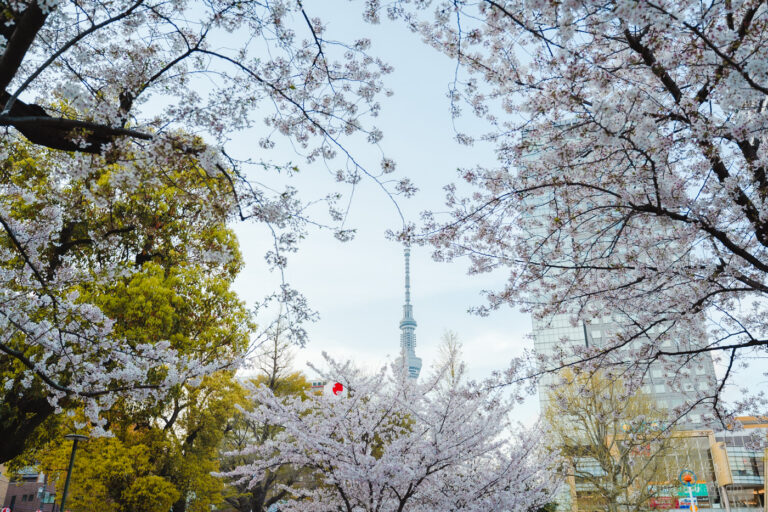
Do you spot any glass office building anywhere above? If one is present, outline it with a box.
[533,312,718,427]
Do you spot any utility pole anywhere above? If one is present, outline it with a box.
[59,434,88,512]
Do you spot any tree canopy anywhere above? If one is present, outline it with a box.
[5,0,768,487]
[0,137,251,460]
[368,0,768,420]
[221,354,556,512]
[31,371,246,512]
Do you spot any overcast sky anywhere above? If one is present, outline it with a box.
[226,4,542,422]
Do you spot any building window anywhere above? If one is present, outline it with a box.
[22,494,27,502]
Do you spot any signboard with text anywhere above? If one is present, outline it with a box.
[677,482,708,497]
[649,496,678,509]
[679,496,698,510]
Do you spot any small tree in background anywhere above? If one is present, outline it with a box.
[220,324,311,512]
[544,370,675,512]
[435,329,464,388]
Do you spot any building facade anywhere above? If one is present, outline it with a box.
[714,417,767,511]
[560,418,766,511]
[0,465,9,508]
[533,313,718,426]
[1,468,57,512]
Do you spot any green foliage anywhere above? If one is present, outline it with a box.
[34,434,158,512]
[35,371,247,512]
[249,371,311,398]
[123,476,181,512]
[0,135,249,462]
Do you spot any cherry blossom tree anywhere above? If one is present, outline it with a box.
[221,354,556,512]
[0,0,400,445]
[371,0,768,420]
[0,139,252,462]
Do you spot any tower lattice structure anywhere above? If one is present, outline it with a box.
[400,247,422,379]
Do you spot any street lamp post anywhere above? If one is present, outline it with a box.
[680,469,698,512]
[59,434,88,512]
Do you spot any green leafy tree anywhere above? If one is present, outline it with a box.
[33,431,178,512]
[5,133,255,512]
[123,476,181,512]
[0,137,249,463]
[34,371,247,512]
[160,373,249,512]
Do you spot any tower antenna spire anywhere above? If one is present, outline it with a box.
[405,246,411,305]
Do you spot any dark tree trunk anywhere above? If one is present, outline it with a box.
[0,387,54,463]
[171,497,187,512]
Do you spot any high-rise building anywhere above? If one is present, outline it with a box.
[519,136,718,423]
[521,132,734,512]
[532,313,718,427]
[399,247,421,379]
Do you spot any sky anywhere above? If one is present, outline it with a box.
[228,4,543,422]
